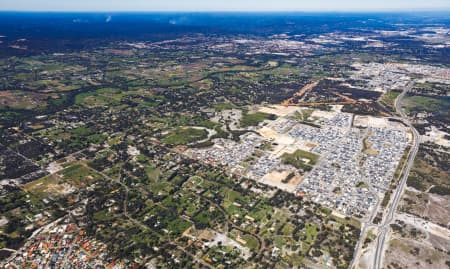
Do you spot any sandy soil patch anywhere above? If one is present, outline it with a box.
[258,105,301,117]
[384,237,449,269]
[400,190,450,227]
[46,161,63,174]
[396,212,450,239]
[429,233,450,252]
[311,110,337,120]
[193,229,252,260]
[422,126,450,147]
[48,183,76,195]
[358,227,379,269]
[354,115,410,132]
[384,215,450,269]
[258,126,315,156]
[258,126,279,140]
[260,169,301,193]
[211,109,243,131]
[330,105,344,112]
[354,115,391,128]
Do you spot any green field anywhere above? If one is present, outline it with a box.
[281,149,319,170]
[404,94,449,115]
[24,164,102,199]
[407,158,449,192]
[213,102,235,111]
[240,112,274,127]
[162,127,208,145]
[380,90,401,110]
[75,88,124,107]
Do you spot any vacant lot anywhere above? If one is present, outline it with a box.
[25,164,102,199]
[400,190,450,227]
[384,221,450,269]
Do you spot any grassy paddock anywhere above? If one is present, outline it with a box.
[162,127,208,145]
[240,112,275,127]
[281,149,319,170]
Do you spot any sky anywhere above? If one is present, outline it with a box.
[1,0,450,12]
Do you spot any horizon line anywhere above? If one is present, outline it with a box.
[1,9,450,13]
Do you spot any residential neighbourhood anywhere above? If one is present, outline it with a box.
[189,108,410,219]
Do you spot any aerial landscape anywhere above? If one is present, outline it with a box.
[0,1,449,269]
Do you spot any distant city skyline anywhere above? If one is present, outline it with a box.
[1,0,450,12]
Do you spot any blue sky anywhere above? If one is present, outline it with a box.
[1,0,450,12]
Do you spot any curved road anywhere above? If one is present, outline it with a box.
[372,82,420,269]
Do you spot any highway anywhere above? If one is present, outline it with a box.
[372,82,420,269]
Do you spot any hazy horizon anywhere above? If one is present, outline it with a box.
[1,0,450,12]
